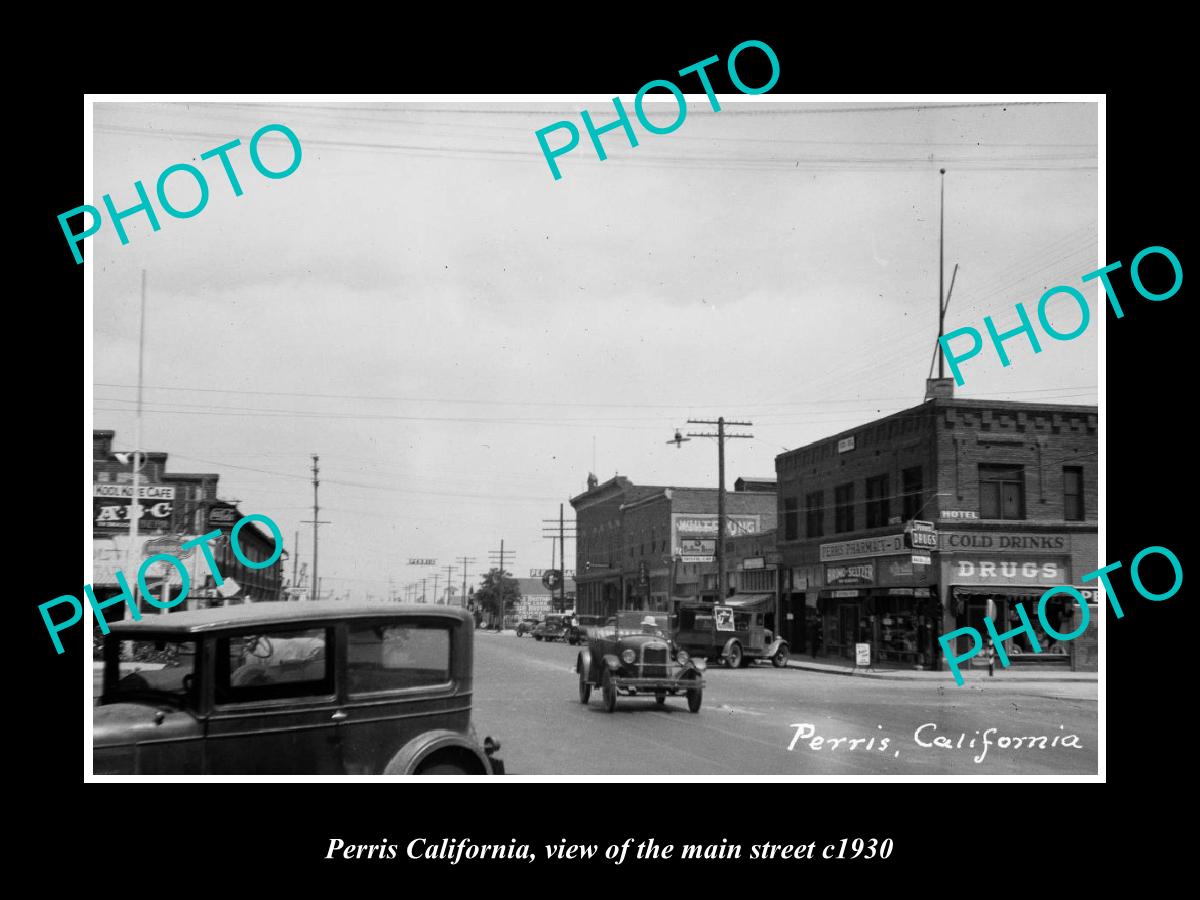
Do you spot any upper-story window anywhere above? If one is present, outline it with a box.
[1063,466,1085,520]
[901,466,923,521]
[865,474,890,528]
[834,482,855,533]
[980,464,1025,520]
[783,496,799,540]
[805,490,824,538]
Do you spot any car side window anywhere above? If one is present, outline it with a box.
[214,628,333,704]
[347,623,452,695]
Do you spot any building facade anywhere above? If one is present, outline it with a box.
[92,430,285,615]
[774,382,1098,672]
[571,473,777,618]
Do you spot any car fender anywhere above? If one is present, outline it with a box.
[721,637,741,658]
[382,729,492,775]
[767,638,788,656]
[576,649,594,682]
[602,654,622,671]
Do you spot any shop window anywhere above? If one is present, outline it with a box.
[1063,466,1084,520]
[834,483,855,533]
[979,464,1025,519]
[783,496,799,540]
[901,466,923,521]
[865,474,890,528]
[806,490,824,537]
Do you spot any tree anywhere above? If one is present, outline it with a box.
[474,568,522,629]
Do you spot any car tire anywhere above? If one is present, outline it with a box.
[579,667,592,704]
[534,635,543,641]
[726,642,743,670]
[687,685,702,713]
[655,690,666,706]
[602,670,618,713]
[772,645,790,668]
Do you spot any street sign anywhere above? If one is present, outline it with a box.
[911,553,932,566]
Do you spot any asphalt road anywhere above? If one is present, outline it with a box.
[470,631,1099,776]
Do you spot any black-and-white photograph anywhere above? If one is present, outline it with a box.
[85,96,1099,778]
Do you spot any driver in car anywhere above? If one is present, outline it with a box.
[640,615,663,636]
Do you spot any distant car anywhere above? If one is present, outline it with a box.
[675,596,790,668]
[515,618,539,637]
[93,602,504,775]
[532,614,570,642]
[567,614,606,645]
[575,611,706,713]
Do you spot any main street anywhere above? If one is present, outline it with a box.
[471,631,1098,776]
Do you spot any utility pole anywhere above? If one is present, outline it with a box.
[301,454,330,602]
[431,572,441,605]
[124,269,148,619]
[457,556,477,609]
[291,530,299,600]
[488,540,514,630]
[543,505,576,612]
[442,564,458,604]
[670,418,754,602]
[420,578,428,603]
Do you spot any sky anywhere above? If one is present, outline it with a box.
[90,99,1098,601]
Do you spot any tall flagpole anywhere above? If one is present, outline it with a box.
[937,168,946,379]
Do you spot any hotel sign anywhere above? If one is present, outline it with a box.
[819,534,906,562]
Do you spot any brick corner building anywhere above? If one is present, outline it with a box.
[774,380,1097,673]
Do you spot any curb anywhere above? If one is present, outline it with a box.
[785,660,1097,684]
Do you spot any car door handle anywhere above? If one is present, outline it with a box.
[330,710,349,721]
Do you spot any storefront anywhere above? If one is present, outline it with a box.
[813,535,938,668]
[939,529,1099,672]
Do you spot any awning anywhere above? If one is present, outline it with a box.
[951,584,1097,602]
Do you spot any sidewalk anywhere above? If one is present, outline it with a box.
[784,655,1097,683]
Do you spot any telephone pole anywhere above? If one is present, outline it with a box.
[442,564,459,604]
[457,556,477,609]
[488,540,514,630]
[301,454,330,602]
[543,505,576,612]
[670,418,754,602]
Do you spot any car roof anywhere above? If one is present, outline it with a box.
[106,601,472,637]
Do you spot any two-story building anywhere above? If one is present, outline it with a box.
[571,473,777,618]
[92,430,285,613]
[774,379,1098,672]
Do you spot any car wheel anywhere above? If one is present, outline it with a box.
[534,635,542,641]
[772,645,790,668]
[602,670,618,713]
[655,690,666,706]
[687,685,702,713]
[579,667,592,704]
[739,653,753,669]
[726,642,743,669]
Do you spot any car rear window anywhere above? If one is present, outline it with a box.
[347,622,452,695]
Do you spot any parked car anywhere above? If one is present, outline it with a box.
[93,602,504,775]
[575,611,706,713]
[532,613,570,642]
[674,596,790,668]
[515,618,540,637]
[567,614,606,645]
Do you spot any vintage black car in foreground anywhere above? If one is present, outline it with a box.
[575,611,705,712]
[93,603,504,775]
